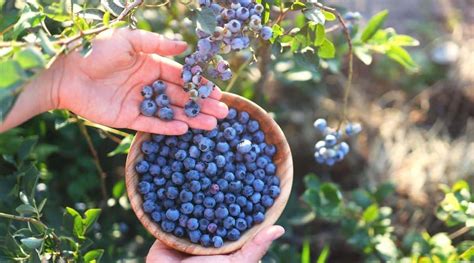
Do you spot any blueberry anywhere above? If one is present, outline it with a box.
[152,80,167,94]
[216,227,227,237]
[153,176,166,186]
[236,196,247,207]
[215,155,226,167]
[253,212,264,223]
[260,26,273,40]
[265,163,276,175]
[244,173,255,185]
[171,172,185,185]
[161,165,172,177]
[204,197,216,208]
[156,156,167,166]
[207,222,218,233]
[204,208,215,220]
[227,228,240,241]
[232,123,244,135]
[188,230,201,243]
[199,218,209,232]
[158,106,174,120]
[185,170,199,180]
[189,180,202,193]
[186,218,199,230]
[252,179,264,192]
[227,108,237,119]
[215,206,229,219]
[143,200,156,213]
[223,216,236,229]
[183,157,196,170]
[229,181,242,193]
[247,120,260,133]
[224,127,237,140]
[174,149,187,161]
[138,181,151,194]
[229,204,241,216]
[251,192,262,204]
[180,202,194,215]
[201,151,214,163]
[193,204,205,217]
[159,145,170,157]
[200,177,212,190]
[269,185,280,198]
[193,192,205,205]
[151,211,162,222]
[213,236,224,248]
[200,234,211,247]
[171,161,183,172]
[237,139,252,154]
[242,185,254,197]
[184,100,201,117]
[325,134,337,147]
[141,85,153,99]
[144,192,157,201]
[189,146,200,159]
[174,226,185,237]
[157,188,166,200]
[178,214,189,227]
[238,111,250,124]
[217,178,229,191]
[161,220,176,233]
[135,160,150,174]
[262,195,274,207]
[235,218,247,231]
[345,122,362,136]
[205,162,217,176]
[155,93,170,107]
[244,151,257,163]
[165,208,180,221]
[179,189,193,202]
[152,134,165,143]
[140,99,158,116]
[149,164,161,176]
[214,191,224,203]
[166,186,179,200]
[253,131,265,143]
[264,144,276,156]
[198,137,215,152]
[224,172,235,181]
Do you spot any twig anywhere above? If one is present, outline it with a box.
[449,226,471,240]
[225,58,253,92]
[144,0,170,8]
[312,2,354,129]
[0,212,60,243]
[76,119,108,206]
[0,0,144,48]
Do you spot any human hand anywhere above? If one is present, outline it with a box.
[0,28,228,134]
[53,28,228,135]
[145,225,285,263]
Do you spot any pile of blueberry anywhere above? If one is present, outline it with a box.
[139,80,175,120]
[135,108,281,248]
[313,118,362,166]
[181,0,273,117]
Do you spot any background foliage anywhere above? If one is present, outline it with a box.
[1,0,473,262]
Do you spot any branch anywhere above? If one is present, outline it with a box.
[449,226,471,240]
[312,2,354,129]
[76,119,108,206]
[225,58,253,92]
[0,212,60,244]
[0,0,144,48]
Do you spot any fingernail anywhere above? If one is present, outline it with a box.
[269,226,285,241]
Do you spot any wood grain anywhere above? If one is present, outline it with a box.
[125,92,293,255]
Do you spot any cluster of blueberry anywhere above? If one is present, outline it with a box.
[313,118,362,166]
[135,108,281,248]
[139,80,175,120]
[180,0,273,117]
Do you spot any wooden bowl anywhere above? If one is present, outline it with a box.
[125,92,293,255]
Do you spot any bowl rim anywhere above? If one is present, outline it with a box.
[125,92,293,255]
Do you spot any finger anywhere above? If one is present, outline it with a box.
[163,82,228,119]
[129,115,188,135]
[120,29,188,56]
[232,225,285,262]
[170,105,218,131]
[146,240,186,263]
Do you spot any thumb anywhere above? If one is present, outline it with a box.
[232,225,285,263]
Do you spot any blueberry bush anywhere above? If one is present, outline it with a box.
[1,0,473,262]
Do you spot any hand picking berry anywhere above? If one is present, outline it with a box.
[136,107,280,248]
[139,80,175,121]
[313,118,362,166]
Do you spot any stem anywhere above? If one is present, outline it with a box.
[76,119,108,206]
[81,119,131,137]
[255,41,271,103]
[0,212,61,243]
[225,58,253,92]
[449,226,471,240]
[312,2,354,130]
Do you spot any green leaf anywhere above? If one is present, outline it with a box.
[20,237,43,250]
[361,10,389,42]
[19,191,30,205]
[318,39,335,59]
[112,179,125,198]
[38,30,59,56]
[386,46,418,71]
[66,207,85,239]
[103,11,110,27]
[389,34,420,46]
[270,24,283,43]
[108,135,132,156]
[452,180,469,192]
[317,245,330,263]
[78,9,105,21]
[301,239,310,263]
[12,5,45,39]
[20,163,40,199]
[83,209,101,234]
[196,7,217,35]
[354,46,373,65]
[374,235,398,260]
[15,204,36,215]
[18,136,38,161]
[460,246,474,260]
[0,61,27,89]
[289,1,306,10]
[362,204,380,223]
[303,173,320,189]
[322,10,336,21]
[14,48,45,70]
[304,8,325,25]
[84,249,104,262]
[315,24,325,46]
[466,218,474,228]
[80,40,93,57]
[101,0,125,17]
[374,183,395,203]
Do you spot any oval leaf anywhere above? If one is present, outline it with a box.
[20,237,43,250]
[196,7,217,35]
[361,10,389,42]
